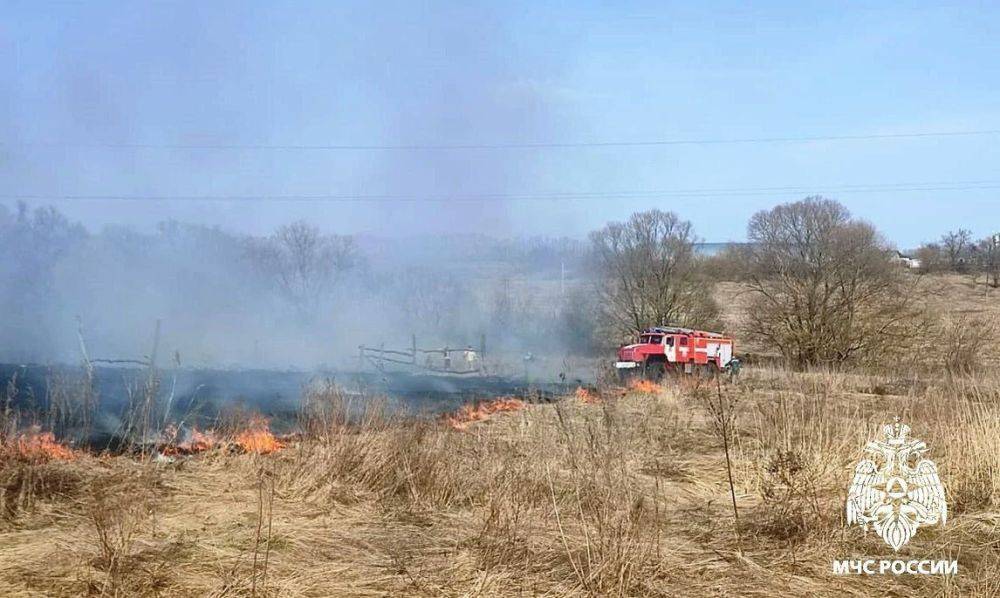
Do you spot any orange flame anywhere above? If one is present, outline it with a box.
[629,379,662,394]
[187,428,218,452]
[575,386,599,403]
[444,397,525,431]
[234,416,285,454]
[2,428,76,461]
[161,425,220,456]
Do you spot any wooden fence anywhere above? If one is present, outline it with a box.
[359,334,486,375]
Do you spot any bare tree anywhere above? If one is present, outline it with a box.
[246,221,357,315]
[914,243,945,273]
[978,234,1000,288]
[940,314,998,374]
[743,197,919,368]
[393,268,469,331]
[589,210,719,338]
[941,229,973,272]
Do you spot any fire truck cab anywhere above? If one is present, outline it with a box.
[615,326,735,380]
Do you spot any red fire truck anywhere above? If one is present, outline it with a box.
[614,326,737,380]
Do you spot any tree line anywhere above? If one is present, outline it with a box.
[915,229,1000,287]
[589,197,990,370]
[0,202,595,364]
[2,198,991,370]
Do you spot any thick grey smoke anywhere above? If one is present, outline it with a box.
[0,3,592,371]
[0,202,595,369]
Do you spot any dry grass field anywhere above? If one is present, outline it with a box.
[1,274,999,597]
[714,272,1000,361]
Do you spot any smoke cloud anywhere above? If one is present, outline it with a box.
[0,202,595,370]
[0,3,590,371]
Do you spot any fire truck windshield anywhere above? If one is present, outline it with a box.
[641,335,663,344]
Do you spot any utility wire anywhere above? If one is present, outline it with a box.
[2,180,999,203]
[4,129,1000,151]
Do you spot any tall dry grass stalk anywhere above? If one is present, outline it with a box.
[690,379,743,553]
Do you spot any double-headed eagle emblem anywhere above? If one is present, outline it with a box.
[846,420,947,551]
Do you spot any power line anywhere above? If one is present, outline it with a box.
[5,129,1000,151]
[3,180,999,203]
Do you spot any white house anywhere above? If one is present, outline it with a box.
[891,250,922,270]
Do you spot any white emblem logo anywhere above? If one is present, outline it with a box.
[846,420,947,551]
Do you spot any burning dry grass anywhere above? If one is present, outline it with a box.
[0,428,84,523]
[575,385,598,403]
[157,415,288,458]
[0,369,999,596]
[628,378,662,394]
[1,427,77,462]
[234,415,286,454]
[160,424,219,456]
[442,397,525,431]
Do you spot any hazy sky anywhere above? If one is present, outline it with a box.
[1,1,998,247]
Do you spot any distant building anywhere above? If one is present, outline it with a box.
[891,250,922,270]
